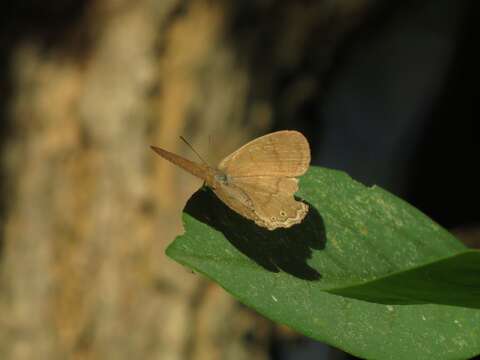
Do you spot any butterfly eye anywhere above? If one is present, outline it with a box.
[215,173,228,183]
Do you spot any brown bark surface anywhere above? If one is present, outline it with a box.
[0,1,371,359]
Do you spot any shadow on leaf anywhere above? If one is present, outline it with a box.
[184,187,325,281]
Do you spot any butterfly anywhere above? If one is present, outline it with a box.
[151,130,310,230]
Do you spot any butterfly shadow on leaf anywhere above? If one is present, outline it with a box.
[184,188,326,281]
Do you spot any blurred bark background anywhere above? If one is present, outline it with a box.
[0,0,374,359]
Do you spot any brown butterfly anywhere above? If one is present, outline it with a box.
[151,130,310,230]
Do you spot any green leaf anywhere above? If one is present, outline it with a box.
[327,250,480,308]
[166,166,480,359]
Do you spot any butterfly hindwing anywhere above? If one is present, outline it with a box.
[214,176,308,230]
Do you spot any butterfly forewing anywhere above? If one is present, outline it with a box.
[218,131,310,178]
[150,145,214,183]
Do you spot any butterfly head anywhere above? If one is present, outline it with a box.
[214,172,229,185]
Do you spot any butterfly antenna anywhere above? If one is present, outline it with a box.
[179,136,209,166]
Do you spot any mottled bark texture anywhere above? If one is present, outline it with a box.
[0,0,371,359]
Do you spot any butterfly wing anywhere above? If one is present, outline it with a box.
[151,145,214,183]
[218,130,310,177]
[216,130,310,229]
[212,180,259,225]
[213,176,308,230]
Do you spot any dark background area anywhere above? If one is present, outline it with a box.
[406,3,479,229]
